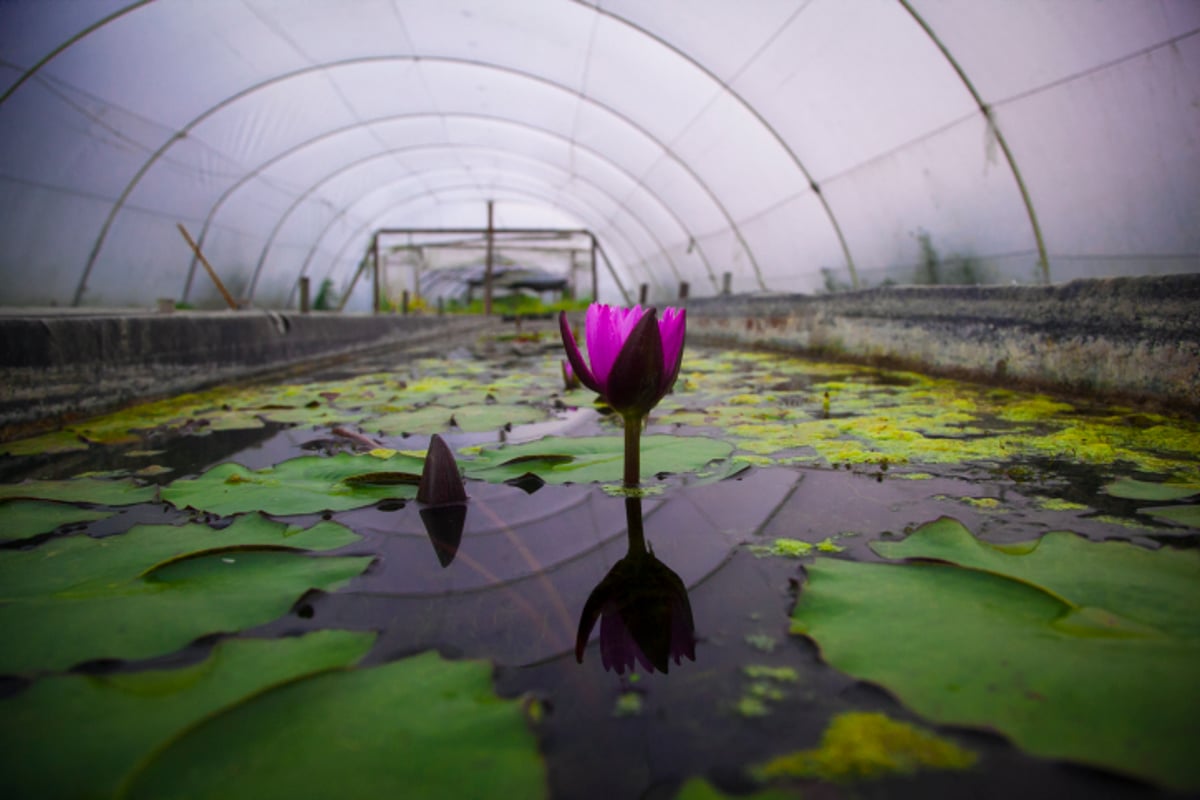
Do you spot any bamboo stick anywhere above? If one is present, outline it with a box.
[177,223,238,310]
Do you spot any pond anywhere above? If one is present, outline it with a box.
[1,318,1198,799]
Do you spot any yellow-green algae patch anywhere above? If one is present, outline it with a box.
[756,712,976,782]
[748,537,845,559]
[655,348,1200,482]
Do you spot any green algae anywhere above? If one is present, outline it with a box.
[614,692,643,717]
[755,712,976,782]
[748,537,845,559]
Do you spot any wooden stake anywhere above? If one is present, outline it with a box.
[177,223,238,310]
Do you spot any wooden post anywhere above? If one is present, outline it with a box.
[484,200,495,316]
[638,283,648,305]
[176,224,238,310]
[722,271,732,295]
[401,289,410,315]
[678,281,690,302]
[299,277,310,312]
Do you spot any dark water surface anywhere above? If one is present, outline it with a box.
[2,325,1196,799]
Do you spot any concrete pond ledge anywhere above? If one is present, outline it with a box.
[0,311,492,436]
[684,274,1200,412]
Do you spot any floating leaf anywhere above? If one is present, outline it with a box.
[0,430,88,456]
[162,452,426,516]
[792,519,1200,790]
[373,403,546,435]
[463,435,736,484]
[0,631,375,800]
[0,514,368,674]
[870,517,1200,638]
[1139,504,1200,528]
[0,477,155,506]
[1103,477,1200,502]
[122,651,546,799]
[0,500,113,542]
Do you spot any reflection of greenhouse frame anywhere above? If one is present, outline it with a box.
[340,226,630,313]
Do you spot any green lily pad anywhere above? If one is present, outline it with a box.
[161,451,427,516]
[1103,477,1200,502]
[0,477,156,505]
[0,630,376,800]
[0,429,89,456]
[0,500,113,542]
[792,519,1200,790]
[122,651,546,799]
[0,514,369,674]
[1140,504,1200,528]
[462,434,736,484]
[372,403,546,435]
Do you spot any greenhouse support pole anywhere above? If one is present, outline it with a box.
[372,233,381,315]
[484,200,495,316]
[336,247,372,312]
[590,237,598,302]
[590,235,632,306]
[900,0,1050,283]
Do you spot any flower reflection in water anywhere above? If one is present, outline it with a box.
[576,497,696,674]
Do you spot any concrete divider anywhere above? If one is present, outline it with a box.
[684,275,1200,412]
[0,311,492,435]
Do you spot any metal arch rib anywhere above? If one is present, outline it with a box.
[71,55,753,306]
[0,0,156,107]
[897,0,1050,284]
[244,145,671,304]
[187,111,711,302]
[576,0,859,289]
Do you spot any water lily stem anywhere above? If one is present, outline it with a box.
[625,496,647,554]
[623,413,642,488]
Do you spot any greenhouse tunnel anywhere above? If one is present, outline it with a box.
[3,4,1200,800]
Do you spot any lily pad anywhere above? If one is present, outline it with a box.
[1103,477,1200,502]
[122,651,546,799]
[0,514,369,674]
[373,403,546,435]
[0,477,156,505]
[161,451,427,516]
[0,500,113,542]
[462,434,736,484]
[791,519,1200,790]
[0,630,376,800]
[1139,504,1200,528]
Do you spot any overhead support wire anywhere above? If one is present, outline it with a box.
[898,0,1051,284]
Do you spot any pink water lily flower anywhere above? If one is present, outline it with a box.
[558,303,686,419]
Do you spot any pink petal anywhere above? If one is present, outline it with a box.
[658,307,687,395]
[586,303,645,391]
[559,311,601,393]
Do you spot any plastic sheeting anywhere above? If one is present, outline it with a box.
[0,0,1196,309]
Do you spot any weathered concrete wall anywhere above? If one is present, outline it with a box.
[0,311,491,435]
[685,275,1200,411]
